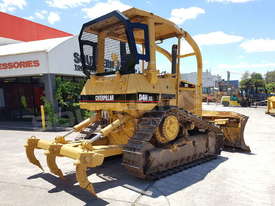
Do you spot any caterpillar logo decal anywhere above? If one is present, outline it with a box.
[95,95,114,101]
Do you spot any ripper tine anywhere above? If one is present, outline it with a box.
[76,164,97,197]
[25,146,44,170]
[45,144,64,179]
[25,138,44,171]
[45,152,64,179]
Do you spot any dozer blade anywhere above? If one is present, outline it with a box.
[202,110,251,152]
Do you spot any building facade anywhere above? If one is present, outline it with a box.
[0,36,89,120]
[182,70,222,92]
[0,12,76,121]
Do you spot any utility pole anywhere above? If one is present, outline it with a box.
[227,71,231,95]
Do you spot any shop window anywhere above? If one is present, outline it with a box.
[31,76,43,84]
[18,77,32,83]
[0,88,5,108]
[3,78,16,83]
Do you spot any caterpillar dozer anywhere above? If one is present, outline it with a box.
[25,8,250,196]
[266,96,275,115]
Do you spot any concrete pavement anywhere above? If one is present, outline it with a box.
[0,104,275,206]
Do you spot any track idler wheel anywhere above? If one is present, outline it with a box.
[155,115,180,144]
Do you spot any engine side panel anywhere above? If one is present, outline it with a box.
[79,73,177,112]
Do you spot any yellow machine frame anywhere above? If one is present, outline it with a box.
[266,96,275,115]
[25,8,250,197]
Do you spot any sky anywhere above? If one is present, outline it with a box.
[0,0,275,80]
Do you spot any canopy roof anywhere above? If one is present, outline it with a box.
[0,11,72,45]
[124,8,184,40]
[83,8,184,43]
[0,36,72,57]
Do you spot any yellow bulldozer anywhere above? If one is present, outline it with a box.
[25,8,250,196]
[266,96,275,115]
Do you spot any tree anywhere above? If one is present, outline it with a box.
[241,71,250,81]
[240,78,252,89]
[251,72,263,80]
[266,82,275,93]
[251,73,265,93]
[55,77,92,124]
[42,97,58,128]
[240,72,252,89]
[55,77,85,111]
[240,72,266,95]
[265,70,275,84]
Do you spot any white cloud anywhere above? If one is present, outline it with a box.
[217,62,275,69]
[46,0,93,9]
[25,10,61,25]
[35,10,48,20]
[25,16,35,20]
[207,0,254,3]
[240,39,275,53]
[47,12,60,24]
[0,0,26,12]
[169,7,205,25]
[194,31,244,46]
[82,0,131,19]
